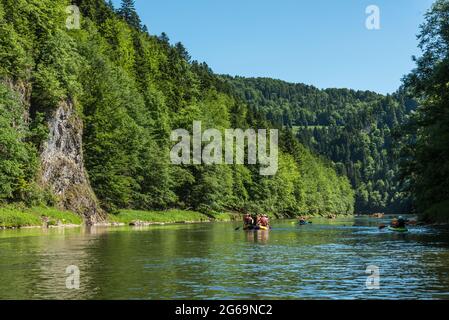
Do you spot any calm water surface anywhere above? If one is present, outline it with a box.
[1,216,449,299]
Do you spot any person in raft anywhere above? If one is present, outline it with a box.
[243,213,254,228]
[298,216,307,225]
[391,216,407,228]
[251,213,258,225]
[260,214,269,228]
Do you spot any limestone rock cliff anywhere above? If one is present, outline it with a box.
[40,100,105,224]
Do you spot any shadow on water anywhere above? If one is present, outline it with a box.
[1,217,449,299]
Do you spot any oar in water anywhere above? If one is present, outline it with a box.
[235,226,241,231]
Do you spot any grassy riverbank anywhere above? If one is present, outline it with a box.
[108,209,239,225]
[108,210,355,226]
[0,206,237,229]
[0,206,82,229]
[1,205,354,230]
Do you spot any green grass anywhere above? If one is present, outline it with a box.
[0,208,41,228]
[27,207,82,225]
[110,209,240,224]
[206,212,240,222]
[0,205,82,228]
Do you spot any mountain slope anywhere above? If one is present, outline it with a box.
[223,76,416,214]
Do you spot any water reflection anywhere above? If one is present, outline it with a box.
[245,230,270,244]
[0,217,449,299]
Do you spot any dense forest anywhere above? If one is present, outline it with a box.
[224,77,416,214]
[1,0,448,222]
[399,0,449,222]
[0,0,354,220]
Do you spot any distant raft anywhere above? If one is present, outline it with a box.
[388,226,408,233]
[243,225,270,231]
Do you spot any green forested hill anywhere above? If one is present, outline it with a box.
[0,0,354,219]
[399,0,449,222]
[223,77,417,214]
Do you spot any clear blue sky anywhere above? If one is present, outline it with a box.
[112,0,435,94]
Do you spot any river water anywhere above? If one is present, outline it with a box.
[0,216,449,300]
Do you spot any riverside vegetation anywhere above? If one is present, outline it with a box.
[0,0,448,227]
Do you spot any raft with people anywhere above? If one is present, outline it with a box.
[388,226,408,232]
[297,216,312,226]
[243,225,270,231]
[379,216,409,232]
[242,213,270,231]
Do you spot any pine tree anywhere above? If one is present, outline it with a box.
[118,0,142,30]
[175,42,191,62]
[159,32,170,44]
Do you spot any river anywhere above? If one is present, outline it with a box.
[1,215,449,300]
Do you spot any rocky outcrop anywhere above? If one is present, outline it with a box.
[40,100,105,224]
